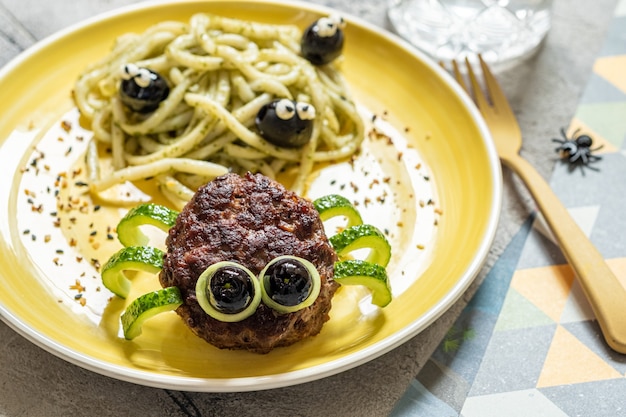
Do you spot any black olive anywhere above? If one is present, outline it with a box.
[196,261,261,322]
[301,15,345,65]
[264,257,313,307]
[119,64,170,113]
[208,265,255,314]
[255,99,316,147]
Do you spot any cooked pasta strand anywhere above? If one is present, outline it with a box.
[74,12,363,200]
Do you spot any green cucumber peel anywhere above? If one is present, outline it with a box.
[330,224,391,267]
[334,259,392,307]
[313,194,363,228]
[121,286,183,340]
[101,246,165,298]
[117,203,179,247]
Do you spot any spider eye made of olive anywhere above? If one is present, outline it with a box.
[119,64,170,113]
[301,15,345,65]
[195,261,262,322]
[259,255,321,314]
[255,99,315,148]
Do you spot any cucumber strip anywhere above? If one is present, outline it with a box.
[334,259,392,307]
[101,246,165,298]
[116,203,179,247]
[313,194,363,228]
[121,287,183,340]
[329,224,391,267]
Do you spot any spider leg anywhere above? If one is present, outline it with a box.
[583,163,600,172]
[580,152,589,165]
[569,151,582,163]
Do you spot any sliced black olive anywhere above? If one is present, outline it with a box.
[255,99,316,147]
[120,63,170,113]
[301,15,346,65]
[260,255,321,314]
[195,261,261,322]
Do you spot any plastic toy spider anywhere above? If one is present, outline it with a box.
[552,128,602,171]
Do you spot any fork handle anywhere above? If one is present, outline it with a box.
[505,154,626,353]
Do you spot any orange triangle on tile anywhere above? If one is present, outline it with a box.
[537,325,622,388]
[594,55,626,94]
[566,118,618,155]
[511,265,575,323]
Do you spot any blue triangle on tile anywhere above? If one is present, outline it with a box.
[579,73,626,104]
[539,378,626,416]
[599,16,626,56]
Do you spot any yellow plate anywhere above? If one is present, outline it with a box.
[0,0,501,391]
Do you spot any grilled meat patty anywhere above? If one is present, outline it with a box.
[159,172,339,353]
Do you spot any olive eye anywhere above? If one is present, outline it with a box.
[330,14,346,29]
[275,99,296,120]
[119,64,170,113]
[121,63,140,80]
[315,17,339,38]
[255,99,316,147]
[314,15,345,38]
[296,102,316,121]
[135,68,155,88]
[259,256,321,314]
[195,261,262,322]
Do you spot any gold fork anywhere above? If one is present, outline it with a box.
[447,55,626,354]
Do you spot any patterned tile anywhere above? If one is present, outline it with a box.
[511,265,574,322]
[540,379,626,417]
[578,73,626,103]
[468,324,557,396]
[391,379,459,417]
[493,288,554,332]
[461,389,569,417]
[562,320,626,375]
[573,102,626,149]
[559,279,595,324]
[393,1,626,414]
[537,325,623,388]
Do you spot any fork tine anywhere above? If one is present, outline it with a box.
[440,60,470,96]
[464,57,490,111]
[451,59,469,95]
[477,54,509,112]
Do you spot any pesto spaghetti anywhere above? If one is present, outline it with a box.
[74,12,364,206]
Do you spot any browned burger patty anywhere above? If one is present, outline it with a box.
[159,172,339,353]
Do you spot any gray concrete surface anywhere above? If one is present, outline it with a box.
[0,0,618,416]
